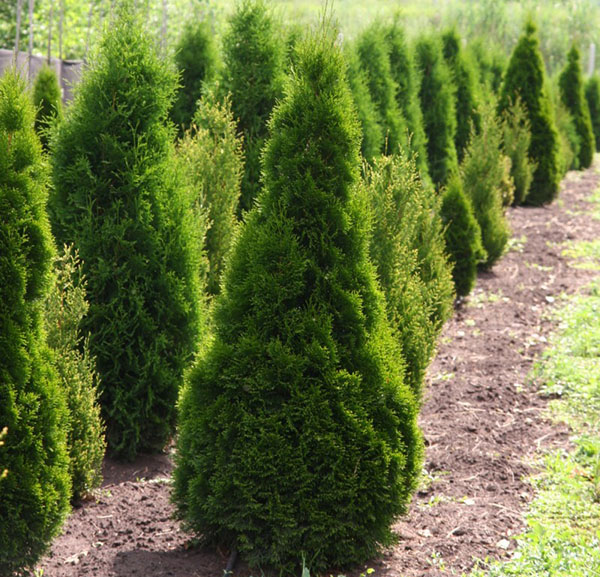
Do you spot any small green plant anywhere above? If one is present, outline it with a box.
[584,75,600,151]
[32,64,63,150]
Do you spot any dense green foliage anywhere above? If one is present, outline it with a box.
[365,153,454,398]
[174,33,422,572]
[49,5,205,460]
[559,46,595,170]
[501,98,536,205]
[345,47,385,161]
[177,91,243,296]
[554,96,581,175]
[585,75,600,151]
[440,175,486,296]
[355,23,406,155]
[32,64,63,150]
[461,102,512,268]
[469,39,506,95]
[442,29,481,162]
[44,246,105,501]
[171,20,219,133]
[415,35,459,188]
[499,21,559,205]
[385,19,430,181]
[221,0,284,213]
[0,71,71,575]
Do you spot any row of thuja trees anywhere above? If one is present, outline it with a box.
[2,0,600,573]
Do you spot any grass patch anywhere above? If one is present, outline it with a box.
[562,240,600,270]
[471,280,600,577]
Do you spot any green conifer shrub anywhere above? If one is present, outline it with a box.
[415,35,459,188]
[384,19,430,182]
[585,75,600,151]
[345,46,385,162]
[461,101,512,268]
[501,97,536,205]
[364,152,454,399]
[44,245,105,500]
[355,23,406,155]
[171,20,219,133]
[440,174,486,297]
[0,70,71,575]
[174,32,422,573]
[553,96,581,176]
[32,64,63,150]
[221,0,284,213]
[499,21,559,205]
[49,5,205,460]
[558,45,595,170]
[469,38,506,95]
[177,91,243,296]
[442,29,481,163]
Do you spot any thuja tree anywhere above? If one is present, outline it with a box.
[585,75,600,151]
[501,97,536,205]
[0,71,71,575]
[33,64,63,150]
[442,29,481,163]
[44,246,105,500]
[50,4,205,460]
[177,91,243,296]
[469,38,506,95]
[385,19,430,182]
[174,33,422,572]
[559,45,595,170]
[499,21,559,205]
[461,102,512,268]
[440,174,486,296]
[415,35,459,188]
[355,23,406,155]
[171,20,219,133]
[345,46,384,162]
[221,0,284,214]
[364,152,454,399]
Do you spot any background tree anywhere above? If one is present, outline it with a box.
[44,245,105,500]
[32,63,63,150]
[440,174,486,296]
[220,0,284,214]
[49,3,205,460]
[364,152,454,399]
[0,70,71,575]
[585,75,600,151]
[173,32,422,573]
[170,19,219,133]
[442,28,481,163]
[177,90,243,296]
[558,45,595,170]
[499,21,559,205]
[415,35,459,188]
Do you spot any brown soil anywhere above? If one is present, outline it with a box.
[39,164,600,577]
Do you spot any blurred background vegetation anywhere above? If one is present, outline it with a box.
[2,0,600,76]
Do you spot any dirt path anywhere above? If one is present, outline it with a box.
[40,164,600,577]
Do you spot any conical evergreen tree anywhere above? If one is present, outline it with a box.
[364,152,454,399]
[32,64,63,150]
[177,91,243,296]
[49,4,206,459]
[174,32,422,573]
[384,18,430,182]
[171,20,219,133]
[355,22,406,155]
[415,35,459,188]
[221,0,284,214]
[559,45,595,170]
[344,46,385,162]
[0,71,71,574]
[469,38,506,95]
[442,29,481,163]
[585,75,600,151]
[499,21,559,205]
[440,174,486,296]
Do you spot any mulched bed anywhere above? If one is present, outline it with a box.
[39,164,600,577]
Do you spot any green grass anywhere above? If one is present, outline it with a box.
[471,279,600,577]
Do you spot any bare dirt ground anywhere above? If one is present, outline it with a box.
[40,163,600,577]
